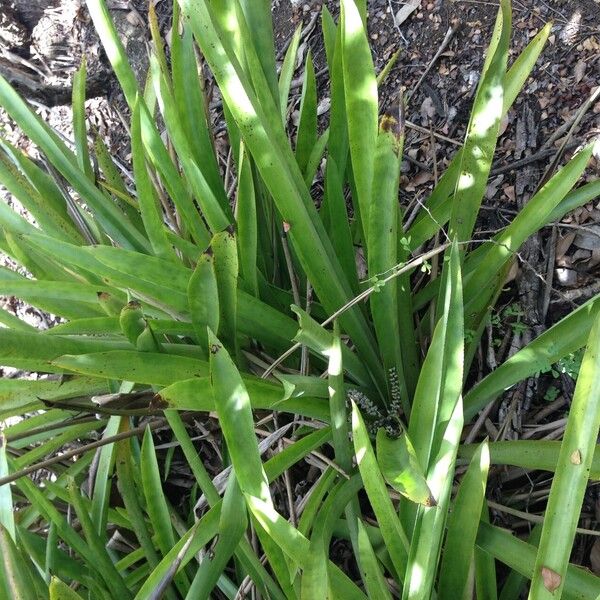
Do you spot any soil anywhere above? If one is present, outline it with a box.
[2,0,600,584]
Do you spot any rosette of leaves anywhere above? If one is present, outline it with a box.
[0,1,599,598]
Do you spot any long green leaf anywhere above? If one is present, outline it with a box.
[187,475,247,597]
[131,99,173,260]
[246,493,368,600]
[477,522,600,600]
[530,313,600,599]
[66,479,132,598]
[296,51,318,176]
[140,430,181,581]
[0,435,14,540]
[178,0,385,395]
[402,397,464,600]
[235,143,259,297]
[368,110,407,410]
[376,429,435,507]
[449,0,511,242]
[0,524,44,600]
[0,75,149,251]
[351,402,409,579]
[208,329,270,503]
[406,21,551,250]
[438,441,490,598]
[341,0,378,241]
[49,577,85,600]
[278,26,302,123]
[357,519,393,600]
[464,295,600,420]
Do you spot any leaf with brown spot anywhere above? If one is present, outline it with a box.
[570,449,582,465]
[541,566,561,592]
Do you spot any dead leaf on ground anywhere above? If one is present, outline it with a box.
[555,231,576,261]
[486,175,504,199]
[574,59,587,84]
[395,0,421,27]
[498,113,510,136]
[405,171,433,191]
[573,224,600,251]
[420,96,435,121]
[503,185,516,203]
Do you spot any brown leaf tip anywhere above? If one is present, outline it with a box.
[380,115,399,135]
[424,494,438,508]
[150,394,169,410]
[541,566,561,592]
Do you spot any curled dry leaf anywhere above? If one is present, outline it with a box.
[405,171,433,191]
[574,224,600,251]
[503,185,516,203]
[574,59,587,84]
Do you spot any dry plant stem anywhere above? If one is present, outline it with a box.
[41,157,97,244]
[487,500,600,536]
[153,525,199,598]
[541,224,557,322]
[276,9,320,60]
[551,280,600,304]
[262,242,451,379]
[147,165,179,232]
[536,86,600,191]
[4,415,101,442]
[541,424,566,440]
[428,120,441,334]
[490,141,578,176]
[235,553,268,600]
[224,146,233,192]
[522,418,568,439]
[405,119,462,146]
[529,396,567,424]
[0,418,165,487]
[542,88,599,150]
[272,413,297,525]
[254,428,349,479]
[301,280,312,376]
[465,399,498,444]
[553,221,600,240]
[406,20,461,104]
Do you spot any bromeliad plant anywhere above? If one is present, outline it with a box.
[0,0,599,598]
